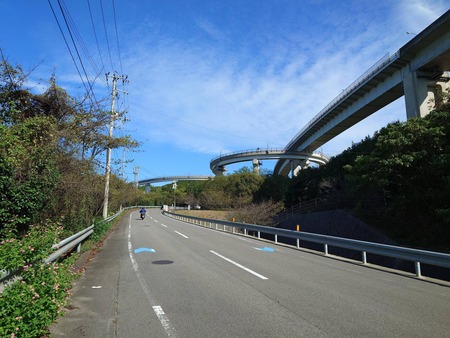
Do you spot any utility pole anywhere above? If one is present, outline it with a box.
[172,180,177,209]
[121,148,126,180]
[133,166,139,188]
[103,73,126,219]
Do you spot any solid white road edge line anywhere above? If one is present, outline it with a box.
[153,306,174,337]
[128,215,176,337]
[210,250,268,280]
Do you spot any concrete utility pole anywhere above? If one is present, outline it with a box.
[103,73,127,219]
[172,180,177,209]
[133,166,139,188]
[121,148,126,180]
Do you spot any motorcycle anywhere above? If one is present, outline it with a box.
[140,212,145,220]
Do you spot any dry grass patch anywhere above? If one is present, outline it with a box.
[174,210,231,220]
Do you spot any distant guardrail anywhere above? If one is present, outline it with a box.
[164,211,450,280]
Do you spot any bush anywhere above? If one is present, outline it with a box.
[0,258,79,337]
[0,222,80,337]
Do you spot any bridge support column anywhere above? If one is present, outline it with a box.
[213,165,226,176]
[403,71,450,119]
[291,159,310,177]
[252,159,262,175]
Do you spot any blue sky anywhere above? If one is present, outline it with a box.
[1,0,449,183]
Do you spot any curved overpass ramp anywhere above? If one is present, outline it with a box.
[139,175,213,186]
[210,149,328,175]
[275,10,450,176]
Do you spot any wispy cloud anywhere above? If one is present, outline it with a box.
[121,1,447,159]
[396,0,449,33]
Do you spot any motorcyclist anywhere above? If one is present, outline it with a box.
[139,207,146,219]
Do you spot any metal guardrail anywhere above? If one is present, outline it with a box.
[0,206,136,290]
[164,211,450,279]
[210,148,328,164]
[210,148,285,163]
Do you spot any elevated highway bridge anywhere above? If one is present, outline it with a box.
[210,148,328,176]
[138,175,212,186]
[139,11,449,180]
[275,10,450,176]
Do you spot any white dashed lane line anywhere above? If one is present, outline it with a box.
[210,250,268,280]
[174,231,189,239]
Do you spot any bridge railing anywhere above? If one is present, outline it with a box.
[164,210,450,280]
[210,148,328,165]
[210,148,285,163]
[286,50,401,150]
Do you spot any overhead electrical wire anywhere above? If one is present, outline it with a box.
[48,0,130,177]
[47,0,92,102]
[111,0,124,75]
[99,0,115,72]
[58,0,108,89]
[87,0,106,82]
[55,0,100,106]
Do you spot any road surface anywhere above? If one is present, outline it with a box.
[49,208,450,337]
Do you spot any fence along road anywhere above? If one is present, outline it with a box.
[50,208,450,337]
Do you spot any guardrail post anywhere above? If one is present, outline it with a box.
[296,238,299,248]
[77,243,81,253]
[324,243,328,255]
[275,234,278,243]
[362,251,367,264]
[257,231,260,239]
[415,261,422,278]
[244,229,247,236]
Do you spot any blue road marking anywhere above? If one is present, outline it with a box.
[254,247,275,252]
[134,247,156,253]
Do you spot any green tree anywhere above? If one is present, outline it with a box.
[0,117,59,236]
[0,53,140,234]
[345,109,450,249]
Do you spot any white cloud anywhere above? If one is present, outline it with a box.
[396,0,449,33]
[123,2,448,161]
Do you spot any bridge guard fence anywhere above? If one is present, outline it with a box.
[163,211,450,281]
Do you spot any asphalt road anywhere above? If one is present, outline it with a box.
[49,208,450,337]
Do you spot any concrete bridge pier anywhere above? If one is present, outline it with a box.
[213,165,226,176]
[252,159,262,175]
[291,159,310,177]
[403,70,450,119]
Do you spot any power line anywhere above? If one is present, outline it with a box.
[99,0,114,72]
[47,0,91,100]
[56,0,100,104]
[111,0,124,75]
[87,0,106,78]
[58,0,107,89]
